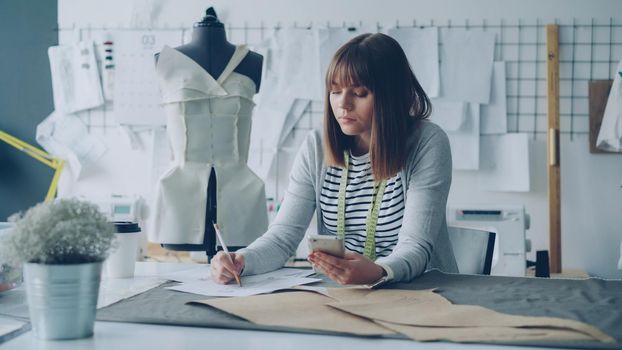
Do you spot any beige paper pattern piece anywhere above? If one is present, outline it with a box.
[328,299,615,343]
[196,291,394,336]
[375,321,595,343]
[196,288,614,344]
[325,288,451,305]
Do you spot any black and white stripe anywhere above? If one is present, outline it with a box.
[320,152,404,257]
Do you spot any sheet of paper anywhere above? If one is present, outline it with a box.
[596,59,622,151]
[48,41,105,113]
[277,28,322,101]
[439,29,495,104]
[325,288,450,305]
[481,62,508,135]
[376,321,595,343]
[429,99,466,131]
[249,97,309,182]
[249,31,297,180]
[278,99,310,147]
[128,0,164,28]
[113,30,182,126]
[251,31,296,149]
[169,276,319,297]
[477,133,530,192]
[158,264,213,284]
[247,146,278,180]
[36,112,107,178]
[196,291,394,336]
[98,276,166,309]
[446,103,480,170]
[0,316,27,339]
[248,94,295,179]
[166,268,318,297]
[388,27,440,98]
[317,26,377,91]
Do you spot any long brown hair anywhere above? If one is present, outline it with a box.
[323,33,431,180]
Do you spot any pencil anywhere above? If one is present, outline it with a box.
[212,222,242,287]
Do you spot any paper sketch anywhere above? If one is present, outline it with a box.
[478,133,530,192]
[389,27,440,97]
[48,41,105,113]
[481,62,508,135]
[165,267,318,297]
[36,112,107,178]
[446,104,480,170]
[439,29,495,104]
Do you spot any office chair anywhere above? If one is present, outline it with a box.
[447,225,496,275]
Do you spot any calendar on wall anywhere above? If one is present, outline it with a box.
[113,30,182,126]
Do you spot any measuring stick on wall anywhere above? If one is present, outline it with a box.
[547,24,561,274]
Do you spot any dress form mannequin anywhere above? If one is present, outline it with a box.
[153,8,265,261]
[155,8,262,90]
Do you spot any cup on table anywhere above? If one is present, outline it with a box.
[105,222,141,278]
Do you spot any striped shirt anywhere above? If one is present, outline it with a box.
[320,152,404,258]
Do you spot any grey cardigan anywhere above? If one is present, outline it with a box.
[238,119,458,282]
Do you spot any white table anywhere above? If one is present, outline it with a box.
[0,262,570,350]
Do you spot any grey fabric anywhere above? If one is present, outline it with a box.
[238,120,459,282]
[96,280,364,338]
[396,270,622,349]
[94,270,622,349]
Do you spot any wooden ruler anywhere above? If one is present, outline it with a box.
[546,24,561,273]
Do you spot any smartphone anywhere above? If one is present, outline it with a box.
[307,234,345,258]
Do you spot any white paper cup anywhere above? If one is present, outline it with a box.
[105,222,140,278]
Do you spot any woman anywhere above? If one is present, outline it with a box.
[211,33,457,286]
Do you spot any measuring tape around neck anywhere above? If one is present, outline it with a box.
[336,151,387,260]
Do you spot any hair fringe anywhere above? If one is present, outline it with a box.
[323,33,430,180]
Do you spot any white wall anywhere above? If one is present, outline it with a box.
[58,0,622,278]
[60,0,622,26]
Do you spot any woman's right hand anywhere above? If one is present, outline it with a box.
[210,251,245,284]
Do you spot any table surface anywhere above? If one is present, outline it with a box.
[0,262,573,350]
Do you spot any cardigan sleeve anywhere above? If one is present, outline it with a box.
[375,123,452,282]
[236,132,319,275]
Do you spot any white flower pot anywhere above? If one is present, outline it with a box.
[23,262,102,340]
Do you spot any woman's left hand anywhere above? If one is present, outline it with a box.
[308,251,385,285]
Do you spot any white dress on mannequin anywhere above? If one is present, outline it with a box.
[150,45,268,247]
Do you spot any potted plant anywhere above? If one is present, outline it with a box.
[0,198,115,340]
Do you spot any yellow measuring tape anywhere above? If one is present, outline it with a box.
[336,151,386,260]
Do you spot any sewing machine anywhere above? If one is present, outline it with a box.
[447,204,531,277]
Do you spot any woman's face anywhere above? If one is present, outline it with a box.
[329,81,374,138]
